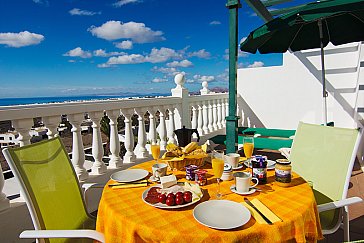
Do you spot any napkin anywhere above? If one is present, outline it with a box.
[241,198,282,224]
[109,180,149,189]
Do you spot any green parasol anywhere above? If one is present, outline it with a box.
[240,0,364,125]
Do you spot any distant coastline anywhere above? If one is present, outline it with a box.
[0,93,170,106]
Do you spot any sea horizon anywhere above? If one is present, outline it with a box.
[0,93,170,106]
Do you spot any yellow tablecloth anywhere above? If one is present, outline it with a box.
[96,161,323,243]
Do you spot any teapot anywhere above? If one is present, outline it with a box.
[173,126,200,147]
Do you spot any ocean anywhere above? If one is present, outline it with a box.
[0,94,169,106]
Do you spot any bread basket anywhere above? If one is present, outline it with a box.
[162,154,207,171]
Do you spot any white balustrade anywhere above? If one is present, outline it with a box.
[148,111,157,145]
[43,115,60,138]
[135,109,148,158]
[167,108,176,144]
[217,101,222,129]
[212,100,218,131]
[221,99,226,127]
[107,110,123,168]
[208,101,213,133]
[202,101,209,134]
[68,113,88,181]
[12,118,33,146]
[122,111,136,163]
[89,111,107,175]
[158,109,167,150]
[197,103,204,136]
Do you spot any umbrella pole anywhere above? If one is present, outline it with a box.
[318,19,328,126]
[226,0,242,153]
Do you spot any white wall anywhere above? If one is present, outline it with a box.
[237,42,362,130]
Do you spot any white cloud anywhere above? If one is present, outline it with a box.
[69,8,101,16]
[63,47,92,58]
[0,31,44,48]
[224,48,249,60]
[88,21,165,43]
[210,21,221,25]
[33,0,49,5]
[97,63,112,68]
[188,49,211,59]
[107,54,145,64]
[247,61,264,68]
[115,40,133,49]
[152,77,168,83]
[145,47,181,63]
[166,59,193,68]
[152,66,180,76]
[113,0,141,7]
[193,74,215,83]
[93,49,126,57]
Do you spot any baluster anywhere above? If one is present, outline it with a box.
[107,110,123,168]
[208,100,213,133]
[89,112,107,175]
[68,113,88,181]
[43,116,60,138]
[202,101,209,134]
[221,99,226,127]
[197,103,204,136]
[158,109,167,150]
[0,165,9,212]
[212,100,218,131]
[225,99,229,127]
[217,100,222,129]
[12,118,33,146]
[167,108,176,144]
[135,110,148,158]
[123,112,136,163]
[191,105,198,138]
[148,111,157,145]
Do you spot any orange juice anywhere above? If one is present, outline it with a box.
[151,144,160,160]
[212,158,224,178]
[243,142,254,159]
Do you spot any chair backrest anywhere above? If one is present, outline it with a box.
[289,122,361,230]
[2,137,92,241]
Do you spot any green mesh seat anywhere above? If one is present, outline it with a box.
[2,137,104,243]
[289,122,362,242]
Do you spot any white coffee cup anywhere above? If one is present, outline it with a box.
[225,153,240,168]
[233,172,259,193]
[152,163,167,179]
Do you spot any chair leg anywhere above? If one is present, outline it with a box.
[343,206,350,242]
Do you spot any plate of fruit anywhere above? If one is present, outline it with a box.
[142,182,203,209]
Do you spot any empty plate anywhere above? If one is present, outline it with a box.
[110,169,149,183]
[193,200,251,230]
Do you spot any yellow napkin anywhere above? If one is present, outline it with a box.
[241,198,282,224]
[110,180,149,189]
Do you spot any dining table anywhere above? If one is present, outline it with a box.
[96,156,323,243]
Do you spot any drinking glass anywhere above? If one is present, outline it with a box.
[243,137,254,169]
[151,142,161,163]
[211,150,225,199]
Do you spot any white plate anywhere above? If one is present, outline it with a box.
[110,169,149,183]
[193,200,251,230]
[142,186,202,209]
[230,185,256,195]
[244,160,276,170]
[232,164,244,170]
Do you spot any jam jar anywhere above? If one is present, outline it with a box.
[251,155,267,184]
[185,165,198,181]
[275,159,292,187]
[194,169,207,186]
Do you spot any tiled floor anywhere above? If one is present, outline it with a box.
[319,161,364,242]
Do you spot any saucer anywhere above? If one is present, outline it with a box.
[232,164,244,170]
[230,185,256,195]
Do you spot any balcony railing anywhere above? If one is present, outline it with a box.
[0,74,231,232]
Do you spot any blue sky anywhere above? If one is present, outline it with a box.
[0,0,296,98]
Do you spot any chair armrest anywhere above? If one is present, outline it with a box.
[20,230,105,243]
[317,197,363,213]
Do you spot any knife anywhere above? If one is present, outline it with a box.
[244,198,273,225]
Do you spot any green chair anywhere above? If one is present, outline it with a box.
[289,122,363,242]
[2,137,105,243]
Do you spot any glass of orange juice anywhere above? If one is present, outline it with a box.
[211,150,225,199]
[151,142,161,163]
[243,137,254,169]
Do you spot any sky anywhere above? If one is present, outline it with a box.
[0,0,308,98]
